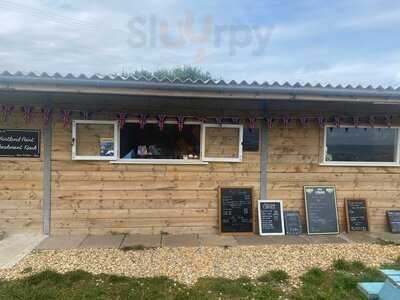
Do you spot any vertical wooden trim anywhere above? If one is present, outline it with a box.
[43,99,52,235]
[260,121,268,200]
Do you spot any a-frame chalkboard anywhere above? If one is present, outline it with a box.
[304,186,339,235]
[345,199,369,232]
[219,187,254,234]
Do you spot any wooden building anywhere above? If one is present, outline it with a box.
[0,71,399,235]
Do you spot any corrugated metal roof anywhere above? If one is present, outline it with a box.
[0,70,398,91]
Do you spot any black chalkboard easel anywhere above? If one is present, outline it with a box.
[387,211,400,234]
[304,186,339,235]
[258,200,285,235]
[284,211,302,235]
[219,187,254,234]
[345,199,369,232]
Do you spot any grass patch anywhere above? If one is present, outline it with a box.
[291,259,386,300]
[2,257,399,299]
[257,270,289,284]
[380,256,400,270]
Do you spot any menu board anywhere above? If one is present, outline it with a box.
[219,187,253,233]
[345,199,368,232]
[284,211,302,235]
[304,186,339,235]
[387,211,400,233]
[258,200,284,235]
[0,129,40,157]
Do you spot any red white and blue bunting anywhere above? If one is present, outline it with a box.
[0,106,398,131]
[1,105,13,123]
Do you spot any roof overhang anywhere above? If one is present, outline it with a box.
[1,73,400,105]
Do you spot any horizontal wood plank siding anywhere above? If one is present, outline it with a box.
[0,108,43,232]
[50,109,260,234]
[267,123,400,233]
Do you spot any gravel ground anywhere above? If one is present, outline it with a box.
[0,244,399,285]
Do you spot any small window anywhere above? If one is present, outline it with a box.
[202,124,243,162]
[120,122,201,161]
[324,126,399,165]
[72,120,118,160]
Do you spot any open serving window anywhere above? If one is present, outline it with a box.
[72,120,118,160]
[72,120,244,164]
[119,121,201,163]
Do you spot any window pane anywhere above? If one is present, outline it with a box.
[326,127,397,162]
[204,127,240,158]
[120,123,200,160]
[76,123,115,157]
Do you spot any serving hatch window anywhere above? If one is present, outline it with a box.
[72,120,118,160]
[202,124,243,162]
[72,120,244,163]
[120,122,201,160]
[324,126,399,164]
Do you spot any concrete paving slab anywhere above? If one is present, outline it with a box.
[36,235,87,250]
[0,233,45,269]
[304,234,347,244]
[235,235,310,245]
[341,232,379,244]
[370,232,400,244]
[162,234,199,247]
[79,234,125,249]
[199,234,238,247]
[120,234,161,249]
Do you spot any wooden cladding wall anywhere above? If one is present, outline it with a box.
[0,108,43,232]
[267,123,400,233]
[51,115,260,235]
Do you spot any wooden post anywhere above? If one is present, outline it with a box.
[42,98,52,235]
[260,119,268,199]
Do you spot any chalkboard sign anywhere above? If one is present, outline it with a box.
[345,199,368,232]
[387,211,400,233]
[219,187,253,233]
[243,128,259,152]
[304,186,339,235]
[0,129,40,157]
[258,200,285,235]
[284,211,302,235]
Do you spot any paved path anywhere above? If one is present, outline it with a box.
[35,232,396,250]
[0,233,45,269]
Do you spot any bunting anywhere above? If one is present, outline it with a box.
[176,115,185,132]
[41,107,52,125]
[248,117,257,131]
[1,105,13,123]
[157,114,167,130]
[317,116,326,128]
[61,110,71,128]
[117,112,128,128]
[265,117,273,129]
[80,111,92,120]
[282,115,290,129]
[138,114,147,130]
[299,116,308,127]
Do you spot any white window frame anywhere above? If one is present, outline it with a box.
[321,125,400,167]
[113,119,207,165]
[201,124,243,162]
[72,120,118,160]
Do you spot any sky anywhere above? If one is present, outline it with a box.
[1,0,400,86]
